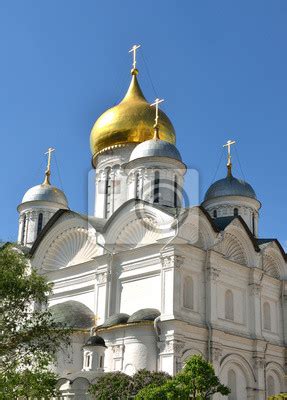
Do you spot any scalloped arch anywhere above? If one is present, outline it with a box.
[224,233,247,265]
[42,227,100,270]
[263,254,281,279]
[114,218,161,251]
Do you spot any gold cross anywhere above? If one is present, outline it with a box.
[43,147,55,185]
[151,98,164,127]
[223,140,236,175]
[129,44,141,70]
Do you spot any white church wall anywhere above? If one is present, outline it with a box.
[119,274,161,314]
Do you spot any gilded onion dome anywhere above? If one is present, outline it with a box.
[90,69,176,162]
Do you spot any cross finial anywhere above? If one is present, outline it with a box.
[43,147,55,185]
[223,140,236,176]
[129,44,141,75]
[150,98,164,140]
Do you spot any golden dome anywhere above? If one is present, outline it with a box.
[90,69,176,161]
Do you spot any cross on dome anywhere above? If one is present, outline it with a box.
[43,147,55,185]
[223,139,236,176]
[129,44,141,75]
[150,98,164,139]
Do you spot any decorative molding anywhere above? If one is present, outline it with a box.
[161,255,184,270]
[207,265,220,282]
[249,283,262,296]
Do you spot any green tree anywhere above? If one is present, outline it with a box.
[89,369,171,399]
[89,371,132,400]
[135,355,230,400]
[0,245,70,399]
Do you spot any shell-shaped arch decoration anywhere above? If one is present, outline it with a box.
[114,217,161,251]
[42,227,100,270]
[223,233,247,265]
[263,253,281,279]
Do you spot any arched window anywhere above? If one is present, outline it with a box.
[227,369,236,400]
[225,290,234,321]
[37,213,43,236]
[183,276,193,309]
[105,168,112,218]
[234,208,239,217]
[213,210,217,218]
[263,302,271,331]
[174,176,178,207]
[153,171,160,203]
[21,214,26,245]
[267,375,275,397]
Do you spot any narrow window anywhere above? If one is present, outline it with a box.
[183,276,194,309]
[21,214,26,245]
[37,213,43,236]
[213,210,217,218]
[252,213,255,235]
[135,172,140,199]
[100,355,103,368]
[105,168,111,218]
[227,370,236,400]
[86,354,91,368]
[174,176,178,207]
[225,290,234,321]
[263,302,271,331]
[234,208,239,217]
[153,171,160,203]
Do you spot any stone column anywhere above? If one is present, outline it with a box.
[248,269,263,338]
[95,269,110,326]
[160,248,184,319]
[158,339,185,376]
[205,251,220,325]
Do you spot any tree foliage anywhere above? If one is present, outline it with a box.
[135,355,230,400]
[0,245,70,399]
[89,369,171,399]
[89,371,132,400]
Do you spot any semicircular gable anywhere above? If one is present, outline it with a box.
[222,224,257,267]
[223,233,247,265]
[32,214,102,271]
[262,245,285,279]
[179,208,217,249]
[114,217,161,251]
[104,200,175,250]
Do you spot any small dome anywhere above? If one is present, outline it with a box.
[129,139,182,162]
[22,183,68,207]
[49,301,94,329]
[84,335,106,347]
[127,308,160,323]
[204,175,256,202]
[90,72,175,160]
[101,313,130,328]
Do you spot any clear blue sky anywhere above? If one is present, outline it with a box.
[0,1,286,246]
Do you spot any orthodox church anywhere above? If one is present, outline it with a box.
[17,48,286,399]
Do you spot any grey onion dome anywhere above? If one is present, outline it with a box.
[84,335,106,347]
[49,301,94,329]
[22,183,68,207]
[127,308,160,323]
[129,139,182,162]
[204,175,257,201]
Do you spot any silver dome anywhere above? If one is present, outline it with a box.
[204,175,256,201]
[130,139,182,162]
[22,183,68,207]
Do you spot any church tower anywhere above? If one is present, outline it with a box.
[17,148,68,247]
[89,46,178,218]
[202,140,261,236]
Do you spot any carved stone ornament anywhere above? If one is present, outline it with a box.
[161,255,184,270]
[112,344,124,358]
